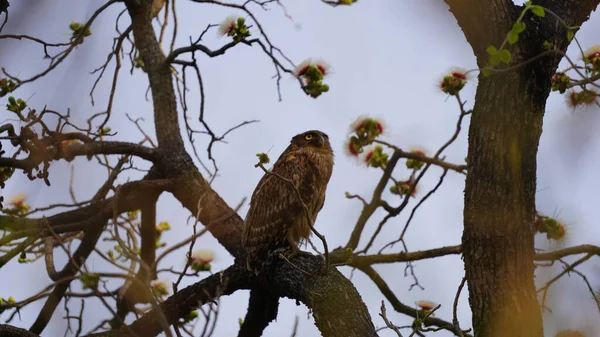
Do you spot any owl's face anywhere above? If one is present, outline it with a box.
[290,130,332,151]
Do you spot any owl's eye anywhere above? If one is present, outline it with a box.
[304,133,314,140]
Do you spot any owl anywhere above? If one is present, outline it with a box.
[242,130,334,275]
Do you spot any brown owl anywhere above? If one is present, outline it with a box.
[242,130,334,275]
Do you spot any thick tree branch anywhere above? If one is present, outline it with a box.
[237,287,279,337]
[0,324,40,337]
[0,141,156,171]
[444,0,515,61]
[88,256,380,337]
[166,172,245,257]
[539,0,600,27]
[86,264,251,337]
[125,0,185,153]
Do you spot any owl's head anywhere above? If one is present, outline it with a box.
[291,130,332,151]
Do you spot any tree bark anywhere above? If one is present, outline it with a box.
[445,1,600,337]
[463,71,544,337]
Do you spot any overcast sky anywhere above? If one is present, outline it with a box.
[1,1,600,337]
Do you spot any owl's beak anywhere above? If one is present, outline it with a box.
[317,135,325,147]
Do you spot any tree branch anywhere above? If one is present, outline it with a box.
[86,264,252,337]
[444,0,515,62]
[0,324,40,337]
[0,141,156,171]
[348,245,462,266]
[125,0,185,153]
[538,0,600,27]
[535,244,600,261]
[356,264,471,337]
[237,287,279,337]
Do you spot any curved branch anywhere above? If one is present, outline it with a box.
[356,264,471,337]
[85,264,252,337]
[86,255,380,337]
[535,244,600,261]
[0,141,156,171]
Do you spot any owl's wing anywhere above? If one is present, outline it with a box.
[242,154,318,273]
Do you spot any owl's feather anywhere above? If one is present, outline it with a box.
[242,130,334,275]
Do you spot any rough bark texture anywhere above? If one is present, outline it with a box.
[238,288,280,337]
[463,72,544,337]
[83,255,377,337]
[262,255,378,337]
[445,1,600,337]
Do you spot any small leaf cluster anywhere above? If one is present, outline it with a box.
[551,73,570,94]
[535,215,565,241]
[347,117,384,156]
[6,96,27,113]
[440,72,467,96]
[390,181,417,198]
[568,89,598,107]
[406,156,425,170]
[79,273,100,290]
[155,221,171,249]
[0,167,15,187]
[17,251,31,263]
[483,2,546,75]
[583,50,600,73]
[364,145,388,169]
[255,152,270,167]
[69,22,92,39]
[134,57,146,72]
[302,65,329,98]
[1,203,30,216]
[107,244,131,263]
[190,259,211,272]
[127,210,140,220]
[486,46,512,68]
[151,281,170,297]
[99,127,111,135]
[178,310,199,326]
[0,78,16,97]
[227,17,251,43]
[0,296,16,306]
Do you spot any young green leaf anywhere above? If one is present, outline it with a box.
[500,49,512,64]
[567,30,574,41]
[512,21,526,34]
[507,31,519,45]
[530,5,545,17]
[486,45,498,56]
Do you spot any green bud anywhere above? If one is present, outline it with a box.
[256,152,270,165]
[79,273,100,290]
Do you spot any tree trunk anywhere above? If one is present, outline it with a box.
[463,70,544,337]
[450,2,599,336]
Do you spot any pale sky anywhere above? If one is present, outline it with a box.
[1,1,600,337]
